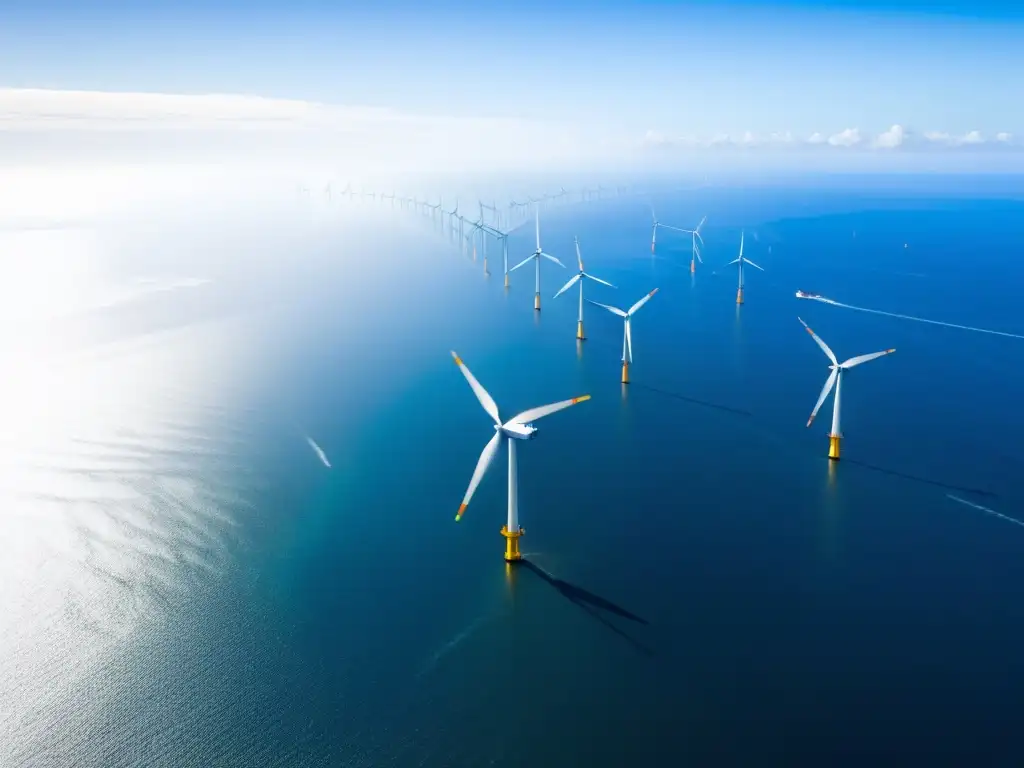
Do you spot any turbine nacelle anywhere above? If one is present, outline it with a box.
[498,422,537,440]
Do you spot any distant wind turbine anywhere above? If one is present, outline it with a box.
[672,216,707,273]
[588,289,660,383]
[649,207,663,254]
[728,231,763,304]
[508,206,565,311]
[553,236,616,341]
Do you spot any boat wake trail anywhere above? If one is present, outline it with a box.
[305,436,331,468]
[947,494,1024,529]
[797,294,1024,340]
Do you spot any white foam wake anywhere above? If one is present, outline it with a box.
[797,293,1024,340]
[305,436,331,468]
[947,494,1024,529]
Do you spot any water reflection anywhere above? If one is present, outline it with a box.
[0,222,250,760]
[820,459,843,562]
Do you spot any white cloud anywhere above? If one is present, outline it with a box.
[806,132,826,145]
[873,124,906,149]
[996,132,1013,143]
[922,129,989,147]
[828,128,862,147]
[0,87,604,175]
[641,129,669,147]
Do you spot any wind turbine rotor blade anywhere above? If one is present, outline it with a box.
[508,394,591,426]
[586,299,628,317]
[744,258,765,271]
[554,273,581,298]
[574,237,583,271]
[660,224,688,233]
[456,431,501,521]
[509,254,535,273]
[739,230,745,258]
[727,257,741,265]
[807,368,838,427]
[696,215,707,234]
[797,317,839,365]
[535,208,541,252]
[841,349,896,368]
[540,252,565,268]
[582,272,615,288]
[650,207,657,224]
[627,288,659,316]
[450,351,501,425]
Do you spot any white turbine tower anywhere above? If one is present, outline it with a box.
[553,236,616,340]
[508,206,565,311]
[588,289,660,384]
[450,351,591,562]
[799,317,896,461]
[728,230,763,304]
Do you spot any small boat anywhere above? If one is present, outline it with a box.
[795,290,823,299]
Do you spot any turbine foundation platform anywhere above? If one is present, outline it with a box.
[576,321,585,340]
[690,259,696,274]
[483,257,489,275]
[501,525,523,562]
[534,292,541,311]
[504,273,509,289]
[828,434,841,460]
[621,361,630,384]
[736,288,744,305]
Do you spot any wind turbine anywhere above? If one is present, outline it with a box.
[479,222,508,284]
[508,206,565,311]
[675,216,707,273]
[798,317,895,461]
[450,351,591,562]
[728,231,763,304]
[553,236,616,340]
[588,289,659,384]
[446,200,460,238]
[468,220,488,271]
[649,207,663,254]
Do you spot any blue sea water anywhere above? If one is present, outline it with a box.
[2,178,1024,766]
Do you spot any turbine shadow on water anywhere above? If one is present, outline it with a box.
[520,559,654,657]
[840,457,998,499]
[631,382,753,418]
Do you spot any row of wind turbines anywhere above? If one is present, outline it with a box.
[317,183,896,561]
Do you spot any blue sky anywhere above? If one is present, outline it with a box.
[0,1,1021,172]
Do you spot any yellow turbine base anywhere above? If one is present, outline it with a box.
[534,293,541,311]
[828,434,841,460]
[576,320,585,340]
[736,288,744,304]
[501,525,523,562]
[483,257,489,275]
[621,361,630,384]
[690,259,696,273]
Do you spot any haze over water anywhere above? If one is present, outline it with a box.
[3,177,1024,766]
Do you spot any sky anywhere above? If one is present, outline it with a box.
[0,0,1022,174]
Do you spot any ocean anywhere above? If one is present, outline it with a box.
[2,178,1023,765]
